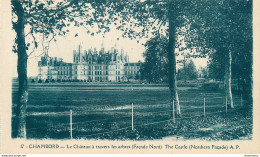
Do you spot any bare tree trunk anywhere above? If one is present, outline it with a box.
[224,49,234,109]
[168,5,181,119]
[12,0,28,138]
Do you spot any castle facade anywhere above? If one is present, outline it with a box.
[38,44,141,82]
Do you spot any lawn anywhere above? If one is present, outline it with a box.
[11,82,252,140]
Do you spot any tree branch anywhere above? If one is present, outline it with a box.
[27,29,36,57]
[25,1,73,19]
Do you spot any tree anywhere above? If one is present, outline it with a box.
[208,51,225,80]
[201,0,252,108]
[122,0,252,112]
[140,35,168,83]
[11,0,128,138]
[126,75,134,82]
[198,66,208,79]
[177,60,198,81]
[12,0,30,138]
[187,60,198,80]
[117,0,217,119]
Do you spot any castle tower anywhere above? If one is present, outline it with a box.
[79,43,83,63]
[101,40,105,50]
[83,50,88,63]
[73,50,77,63]
[73,43,83,63]
[126,52,129,63]
[78,42,83,53]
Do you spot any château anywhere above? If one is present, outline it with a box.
[38,43,141,82]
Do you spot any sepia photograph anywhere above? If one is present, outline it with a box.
[0,0,259,155]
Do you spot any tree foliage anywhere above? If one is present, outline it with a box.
[205,0,252,105]
[12,0,130,57]
[177,60,198,81]
[10,0,139,138]
[193,0,252,79]
[183,0,252,107]
[140,35,168,83]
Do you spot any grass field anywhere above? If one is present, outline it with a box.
[11,82,252,140]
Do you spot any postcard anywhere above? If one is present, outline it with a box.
[0,0,259,154]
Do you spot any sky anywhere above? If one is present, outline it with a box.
[8,5,208,77]
[23,25,148,77]
[10,24,208,77]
